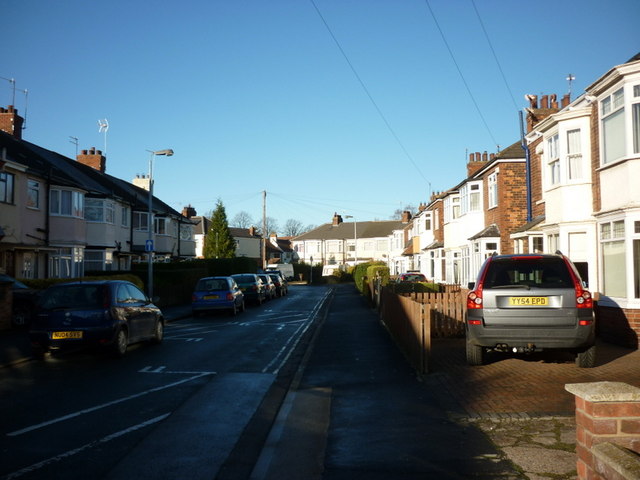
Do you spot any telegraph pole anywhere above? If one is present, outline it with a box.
[262,190,267,269]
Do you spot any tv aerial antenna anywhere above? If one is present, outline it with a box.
[97,118,109,156]
[1,76,29,129]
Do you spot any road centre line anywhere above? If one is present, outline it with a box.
[4,414,171,479]
[262,289,332,375]
[7,373,211,437]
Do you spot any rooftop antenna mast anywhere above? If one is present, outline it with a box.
[69,136,79,156]
[566,74,575,98]
[98,118,109,156]
[0,76,29,129]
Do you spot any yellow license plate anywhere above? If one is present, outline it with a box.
[204,295,219,300]
[52,331,83,339]
[509,296,548,306]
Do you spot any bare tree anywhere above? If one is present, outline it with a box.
[392,204,416,220]
[283,219,305,236]
[231,211,254,228]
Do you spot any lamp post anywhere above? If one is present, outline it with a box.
[147,148,174,299]
[344,215,357,265]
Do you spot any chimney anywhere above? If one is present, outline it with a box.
[332,212,343,226]
[133,174,151,191]
[181,205,196,218]
[418,203,426,212]
[467,152,487,177]
[0,106,24,140]
[401,211,412,223]
[249,226,256,236]
[77,147,106,173]
[526,93,562,133]
[561,94,571,108]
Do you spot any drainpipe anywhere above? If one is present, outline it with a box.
[519,111,532,223]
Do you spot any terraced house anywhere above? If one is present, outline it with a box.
[402,52,640,347]
[0,107,196,280]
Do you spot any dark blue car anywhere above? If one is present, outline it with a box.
[29,280,164,358]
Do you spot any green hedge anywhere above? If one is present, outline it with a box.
[387,281,441,294]
[354,262,386,293]
[22,273,145,291]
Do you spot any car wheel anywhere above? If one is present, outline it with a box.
[32,345,48,360]
[230,303,238,316]
[151,319,164,344]
[240,300,246,313]
[113,328,128,357]
[465,338,485,366]
[576,344,596,368]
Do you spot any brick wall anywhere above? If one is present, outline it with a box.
[590,102,602,213]
[566,382,640,480]
[482,162,527,254]
[528,136,546,219]
[596,305,640,349]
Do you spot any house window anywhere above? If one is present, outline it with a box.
[85,250,105,271]
[460,183,481,215]
[0,172,15,204]
[121,206,130,227]
[566,129,583,180]
[488,173,498,209]
[154,217,168,235]
[532,236,543,253]
[548,134,560,185]
[49,247,84,279]
[26,180,40,208]
[133,212,149,232]
[376,239,388,251]
[601,220,626,297]
[85,199,115,223]
[50,189,84,218]
[601,88,626,164]
[424,213,431,231]
[327,240,342,253]
[547,233,559,253]
[364,241,374,251]
[444,196,460,222]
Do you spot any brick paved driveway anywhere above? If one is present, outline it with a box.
[428,338,640,417]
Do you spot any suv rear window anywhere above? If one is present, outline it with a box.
[484,257,573,289]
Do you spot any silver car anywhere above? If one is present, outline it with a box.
[466,253,595,367]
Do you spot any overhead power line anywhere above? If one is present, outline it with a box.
[309,0,431,189]
[423,0,499,150]
[470,0,519,112]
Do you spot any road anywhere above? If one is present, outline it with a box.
[0,285,332,480]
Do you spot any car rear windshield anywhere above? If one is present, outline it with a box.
[484,258,573,289]
[403,274,426,282]
[196,279,228,291]
[233,275,255,283]
[39,284,107,309]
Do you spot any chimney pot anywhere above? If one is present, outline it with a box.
[541,95,549,109]
[561,93,571,108]
[482,151,488,162]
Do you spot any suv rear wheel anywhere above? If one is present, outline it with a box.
[466,338,485,366]
[575,344,596,368]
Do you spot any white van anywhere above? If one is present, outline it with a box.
[265,263,294,280]
[322,264,345,276]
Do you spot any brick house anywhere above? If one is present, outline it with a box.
[0,107,196,280]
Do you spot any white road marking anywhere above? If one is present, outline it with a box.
[4,414,171,479]
[7,373,211,437]
[139,366,216,375]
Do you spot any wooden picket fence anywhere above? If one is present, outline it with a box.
[377,284,467,374]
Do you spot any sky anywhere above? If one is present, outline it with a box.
[2,0,639,233]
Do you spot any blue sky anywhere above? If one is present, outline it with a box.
[2,0,638,232]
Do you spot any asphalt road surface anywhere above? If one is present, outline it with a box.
[0,285,331,480]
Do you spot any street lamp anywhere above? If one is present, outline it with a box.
[344,215,357,265]
[147,148,174,299]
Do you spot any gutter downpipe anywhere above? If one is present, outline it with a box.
[519,111,532,223]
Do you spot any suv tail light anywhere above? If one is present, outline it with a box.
[467,290,483,310]
[562,257,593,311]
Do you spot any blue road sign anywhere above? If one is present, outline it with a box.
[145,239,154,252]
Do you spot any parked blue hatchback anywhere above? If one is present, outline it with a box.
[192,276,245,316]
[29,280,164,358]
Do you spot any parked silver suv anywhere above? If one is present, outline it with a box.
[466,253,595,367]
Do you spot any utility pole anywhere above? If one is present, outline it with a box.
[262,190,267,269]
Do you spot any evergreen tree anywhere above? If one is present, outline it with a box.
[204,199,236,258]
